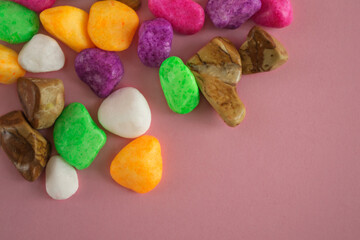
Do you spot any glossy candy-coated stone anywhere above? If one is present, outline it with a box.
[110,135,162,193]
[159,56,199,114]
[99,0,141,11]
[187,37,246,127]
[148,0,205,35]
[88,1,139,51]
[0,44,25,84]
[53,103,107,170]
[75,48,124,98]
[11,0,55,12]
[40,6,95,52]
[252,0,293,28]
[206,0,261,29]
[0,111,51,181]
[138,18,173,67]
[239,26,288,74]
[17,77,65,129]
[0,1,39,44]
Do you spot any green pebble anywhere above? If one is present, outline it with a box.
[0,1,39,44]
[53,103,107,170]
[159,56,200,114]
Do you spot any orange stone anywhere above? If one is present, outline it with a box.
[88,1,139,51]
[110,135,163,193]
[0,44,25,84]
[40,6,95,52]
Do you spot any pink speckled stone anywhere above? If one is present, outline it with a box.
[252,0,293,28]
[148,0,205,35]
[11,0,56,12]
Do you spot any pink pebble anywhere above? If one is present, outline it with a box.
[11,0,56,12]
[252,0,293,28]
[148,0,205,35]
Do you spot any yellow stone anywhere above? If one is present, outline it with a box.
[0,44,26,84]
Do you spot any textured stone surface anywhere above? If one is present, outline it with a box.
[11,0,55,12]
[40,6,95,52]
[110,135,162,193]
[138,18,173,67]
[159,56,199,114]
[187,37,246,127]
[17,77,65,129]
[0,1,39,44]
[75,48,124,98]
[88,1,139,51]
[206,0,261,29]
[253,0,293,28]
[98,87,151,138]
[54,103,107,170]
[0,44,26,85]
[18,34,65,73]
[0,111,51,181]
[148,0,205,35]
[99,0,141,11]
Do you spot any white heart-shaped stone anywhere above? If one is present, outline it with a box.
[98,87,151,138]
[46,155,79,200]
[18,34,65,73]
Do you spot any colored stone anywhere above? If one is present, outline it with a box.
[88,1,139,51]
[53,103,107,170]
[0,44,25,84]
[40,6,95,52]
[206,0,261,29]
[138,18,173,67]
[99,0,141,11]
[187,37,246,127]
[239,26,288,74]
[110,135,162,193]
[17,77,65,129]
[252,0,293,28]
[148,0,205,35]
[0,111,51,181]
[75,48,124,98]
[98,87,151,138]
[46,155,79,200]
[0,1,39,44]
[18,34,65,73]
[11,0,55,12]
[159,56,199,114]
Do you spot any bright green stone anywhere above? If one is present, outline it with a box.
[53,103,107,170]
[0,1,39,44]
[159,56,200,114]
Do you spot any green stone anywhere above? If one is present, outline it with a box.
[159,56,200,114]
[53,103,107,170]
[0,1,39,44]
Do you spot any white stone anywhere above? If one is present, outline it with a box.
[98,87,151,138]
[46,155,79,200]
[18,34,65,73]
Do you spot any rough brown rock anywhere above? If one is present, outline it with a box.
[0,111,51,181]
[187,37,246,127]
[99,0,141,10]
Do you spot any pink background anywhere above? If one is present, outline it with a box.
[1,0,360,239]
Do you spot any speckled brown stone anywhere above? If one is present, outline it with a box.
[17,77,64,129]
[239,26,288,74]
[187,37,246,127]
[0,111,51,181]
[98,0,141,10]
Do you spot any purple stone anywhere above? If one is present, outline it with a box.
[137,18,173,67]
[75,48,124,98]
[206,0,262,29]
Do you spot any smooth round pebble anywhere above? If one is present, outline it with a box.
[18,34,65,73]
[0,44,26,84]
[11,0,55,12]
[252,0,293,28]
[98,87,151,138]
[46,155,79,200]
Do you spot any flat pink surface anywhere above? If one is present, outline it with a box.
[1,0,360,239]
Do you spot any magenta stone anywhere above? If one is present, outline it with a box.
[138,18,173,68]
[206,0,262,29]
[252,0,293,28]
[148,0,205,35]
[11,0,55,12]
[75,48,124,98]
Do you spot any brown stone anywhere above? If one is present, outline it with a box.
[239,26,288,74]
[187,37,246,127]
[17,77,64,129]
[0,111,51,181]
[99,0,141,10]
